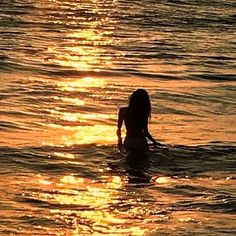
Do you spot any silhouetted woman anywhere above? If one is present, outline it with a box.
[117,89,159,151]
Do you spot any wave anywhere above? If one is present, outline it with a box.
[0,143,235,235]
[1,143,235,175]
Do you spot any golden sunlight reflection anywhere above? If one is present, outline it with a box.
[27,173,236,235]
[52,53,103,72]
[48,109,114,123]
[48,10,115,71]
[42,124,116,146]
[60,175,84,184]
[40,75,117,146]
[153,176,174,184]
[67,29,113,46]
[38,179,52,186]
[57,77,106,92]
[53,96,85,106]
[53,152,75,159]
[34,174,153,235]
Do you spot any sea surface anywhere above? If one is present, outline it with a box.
[0,0,236,235]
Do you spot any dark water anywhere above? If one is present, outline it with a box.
[0,0,236,235]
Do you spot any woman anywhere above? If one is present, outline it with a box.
[117,89,159,151]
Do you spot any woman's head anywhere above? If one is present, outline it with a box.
[129,89,151,118]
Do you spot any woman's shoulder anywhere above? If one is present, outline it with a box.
[119,107,129,116]
[119,106,129,112]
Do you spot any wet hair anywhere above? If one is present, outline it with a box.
[128,89,151,119]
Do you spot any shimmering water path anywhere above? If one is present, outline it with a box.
[0,0,236,235]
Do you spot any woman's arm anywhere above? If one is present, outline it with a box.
[143,118,162,146]
[144,126,157,144]
[117,108,124,148]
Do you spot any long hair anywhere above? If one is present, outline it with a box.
[128,89,151,125]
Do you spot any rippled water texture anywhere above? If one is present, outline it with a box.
[0,0,236,235]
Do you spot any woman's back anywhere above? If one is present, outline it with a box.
[120,107,147,139]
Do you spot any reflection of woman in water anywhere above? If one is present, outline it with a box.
[117,89,159,151]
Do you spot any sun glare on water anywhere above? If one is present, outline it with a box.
[34,174,150,235]
[57,77,106,91]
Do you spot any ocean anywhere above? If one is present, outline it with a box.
[0,0,236,235]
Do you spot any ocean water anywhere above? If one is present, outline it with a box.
[0,0,236,235]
